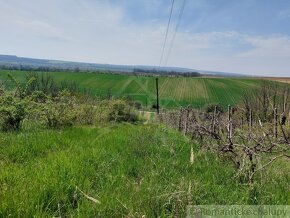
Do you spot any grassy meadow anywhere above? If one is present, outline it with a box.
[0,70,264,108]
[1,124,289,217]
[1,69,289,217]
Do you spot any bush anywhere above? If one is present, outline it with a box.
[96,99,138,123]
[129,101,142,110]
[0,94,27,131]
[44,90,78,128]
[0,75,139,131]
[25,72,80,97]
[0,84,4,96]
[29,91,49,103]
[76,103,96,125]
[24,91,49,122]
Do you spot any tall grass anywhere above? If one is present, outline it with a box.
[0,124,288,217]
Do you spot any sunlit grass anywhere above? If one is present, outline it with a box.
[0,124,288,217]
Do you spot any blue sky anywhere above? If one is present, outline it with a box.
[0,0,290,76]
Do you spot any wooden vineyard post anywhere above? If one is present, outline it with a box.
[249,109,252,129]
[228,105,233,142]
[241,116,244,130]
[178,108,183,132]
[155,78,160,115]
[159,109,163,123]
[184,107,190,135]
[274,108,278,140]
[211,105,217,133]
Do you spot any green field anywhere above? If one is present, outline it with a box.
[1,124,288,217]
[0,70,264,108]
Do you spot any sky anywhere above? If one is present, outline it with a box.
[0,0,290,76]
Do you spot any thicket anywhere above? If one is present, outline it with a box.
[241,81,290,123]
[160,81,290,184]
[0,74,139,131]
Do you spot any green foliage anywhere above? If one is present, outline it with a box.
[0,74,38,131]
[44,90,78,128]
[0,72,140,131]
[7,73,36,98]
[0,82,4,96]
[0,88,139,131]
[25,72,79,96]
[96,99,138,123]
[0,75,79,130]
[29,90,49,103]
[0,94,27,131]
[76,102,96,125]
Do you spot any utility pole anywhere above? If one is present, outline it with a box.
[156,78,160,114]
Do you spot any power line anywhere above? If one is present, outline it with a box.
[164,0,186,65]
[159,0,175,67]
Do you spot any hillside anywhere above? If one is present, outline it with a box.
[0,70,263,108]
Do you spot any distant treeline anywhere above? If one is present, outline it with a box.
[0,64,85,72]
[133,68,201,77]
[0,64,202,77]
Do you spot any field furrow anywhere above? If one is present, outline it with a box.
[0,70,278,109]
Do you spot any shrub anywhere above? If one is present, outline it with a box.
[44,90,78,128]
[24,91,49,122]
[0,76,46,131]
[76,103,96,125]
[0,94,27,131]
[25,72,80,97]
[0,84,4,96]
[96,99,138,123]
[0,76,139,130]
[29,91,49,103]
[129,101,142,110]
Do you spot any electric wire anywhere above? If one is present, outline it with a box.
[164,0,186,65]
[159,0,175,67]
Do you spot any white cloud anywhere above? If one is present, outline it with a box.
[13,20,69,42]
[163,32,290,76]
[240,35,290,59]
[0,0,289,76]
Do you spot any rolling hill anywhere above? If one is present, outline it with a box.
[0,54,247,77]
[0,70,263,109]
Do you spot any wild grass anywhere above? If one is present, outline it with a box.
[0,124,288,217]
